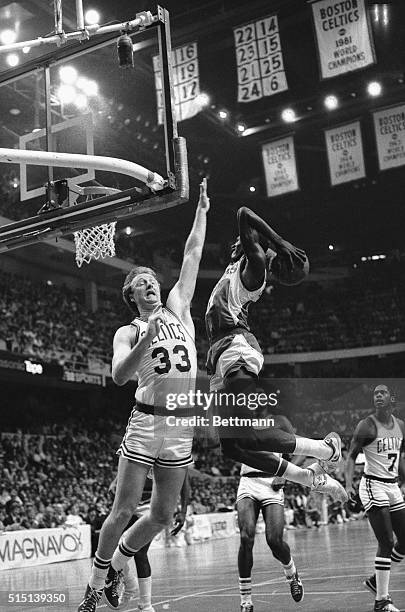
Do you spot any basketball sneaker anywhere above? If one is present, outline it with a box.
[374,596,399,612]
[308,463,348,503]
[287,572,304,602]
[364,574,377,594]
[77,585,103,612]
[323,431,342,467]
[104,565,124,609]
[240,603,253,612]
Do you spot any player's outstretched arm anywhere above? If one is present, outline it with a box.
[167,179,210,331]
[238,206,307,273]
[112,310,165,385]
[344,418,376,496]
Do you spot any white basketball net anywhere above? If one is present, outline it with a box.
[74,222,117,267]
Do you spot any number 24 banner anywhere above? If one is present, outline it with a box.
[153,42,200,124]
[234,14,288,103]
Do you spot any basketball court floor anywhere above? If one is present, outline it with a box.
[3,521,405,612]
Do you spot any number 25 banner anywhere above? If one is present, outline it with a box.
[234,15,288,103]
[310,0,375,79]
[154,42,200,124]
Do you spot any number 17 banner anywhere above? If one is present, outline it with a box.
[153,42,200,124]
[234,14,288,103]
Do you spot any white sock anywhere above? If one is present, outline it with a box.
[282,462,314,487]
[294,437,332,460]
[375,557,391,600]
[282,558,296,579]
[139,576,152,607]
[239,577,252,604]
[391,546,405,564]
[111,539,138,571]
[89,554,111,590]
[123,558,138,593]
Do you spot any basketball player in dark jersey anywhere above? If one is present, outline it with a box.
[345,384,405,612]
[205,206,347,501]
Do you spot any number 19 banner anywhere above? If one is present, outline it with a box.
[234,15,288,103]
[154,42,200,124]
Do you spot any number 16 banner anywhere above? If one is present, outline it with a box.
[234,14,288,103]
[153,42,200,124]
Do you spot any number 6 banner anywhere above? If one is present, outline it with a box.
[153,42,200,124]
[234,15,288,103]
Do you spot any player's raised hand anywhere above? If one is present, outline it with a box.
[145,304,165,340]
[198,177,210,211]
[277,239,307,272]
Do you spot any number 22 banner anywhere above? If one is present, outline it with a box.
[234,15,288,103]
[154,42,200,124]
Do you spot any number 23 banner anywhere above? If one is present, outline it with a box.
[154,42,200,124]
[234,15,288,103]
[310,0,375,79]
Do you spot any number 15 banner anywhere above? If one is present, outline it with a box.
[154,42,200,124]
[310,0,375,80]
[234,15,288,103]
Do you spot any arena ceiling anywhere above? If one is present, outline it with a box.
[0,0,405,266]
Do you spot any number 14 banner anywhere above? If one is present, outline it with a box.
[154,42,200,124]
[234,15,288,103]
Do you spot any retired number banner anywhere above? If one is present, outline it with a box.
[154,42,200,124]
[325,121,365,185]
[234,15,288,103]
[373,104,405,171]
[262,136,299,197]
[311,0,375,79]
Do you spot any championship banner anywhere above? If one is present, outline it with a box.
[0,525,91,570]
[153,42,200,124]
[234,14,288,103]
[310,0,376,79]
[261,136,299,197]
[325,120,365,185]
[373,104,405,171]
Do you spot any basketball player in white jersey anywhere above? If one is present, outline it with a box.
[205,206,347,501]
[78,180,209,612]
[345,384,405,612]
[237,413,304,612]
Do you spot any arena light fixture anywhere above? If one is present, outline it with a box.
[195,92,210,108]
[249,186,256,192]
[74,93,88,109]
[22,46,31,54]
[124,226,132,235]
[56,84,76,105]
[324,95,338,110]
[218,110,228,120]
[6,53,19,67]
[328,244,334,251]
[0,29,17,45]
[281,108,296,123]
[59,65,78,85]
[84,9,100,25]
[237,123,246,133]
[367,81,382,97]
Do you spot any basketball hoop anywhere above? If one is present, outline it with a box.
[72,186,120,267]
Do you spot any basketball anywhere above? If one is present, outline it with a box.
[270,252,309,286]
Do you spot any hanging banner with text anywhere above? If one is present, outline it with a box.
[310,0,375,79]
[325,120,365,185]
[153,42,200,124]
[262,136,299,197]
[234,14,288,103]
[373,104,405,171]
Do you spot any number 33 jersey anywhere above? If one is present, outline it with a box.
[131,306,197,407]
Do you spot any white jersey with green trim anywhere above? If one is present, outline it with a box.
[363,415,403,479]
[131,306,197,407]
